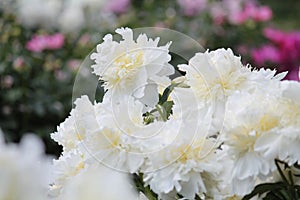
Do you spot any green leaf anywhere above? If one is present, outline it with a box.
[159,82,182,104]
[242,182,286,200]
[162,101,174,117]
[132,173,158,200]
[155,104,168,121]
[275,159,290,185]
[263,191,285,200]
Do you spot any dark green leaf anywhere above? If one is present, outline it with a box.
[242,182,286,200]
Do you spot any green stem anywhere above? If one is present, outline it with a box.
[275,159,290,185]
[155,104,167,121]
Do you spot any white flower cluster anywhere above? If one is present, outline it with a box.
[0,129,52,200]
[51,28,300,199]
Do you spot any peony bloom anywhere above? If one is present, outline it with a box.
[255,81,300,166]
[56,164,139,200]
[142,116,225,199]
[51,96,98,153]
[178,48,250,103]
[222,90,284,195]
[50,150,86,196]
[91,27,174,107]
[0,131,51,200]
[50,96,99,195]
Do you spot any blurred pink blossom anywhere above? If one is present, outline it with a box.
[210,2,226,25]
[286,68,300,81]
[104,0,130,14]
[252,44,280,66]
[253,6,272,22]
[253,28,300,81]
[225,0,246,24]
[229,1,272,25]
[26,33,64,52]
[210,0,271,25]
[263,28,285,43]
[177,0,207,16]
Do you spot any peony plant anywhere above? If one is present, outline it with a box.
[49,28,300,200]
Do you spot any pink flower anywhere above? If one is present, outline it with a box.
[46,34,65,50]
[229,12,248,24]
[26,35,48,52]
[251,44,280,66]
[263,28,285,44]
[104,0,130,14]
[286,68,300,81]
[177,0,207,16]
[253,6,272,22]
[229,2,272,25]
[210,3,226,25]
[254,28,300,81]
[26,33,64,52]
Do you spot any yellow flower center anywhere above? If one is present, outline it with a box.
[114,51,144,80]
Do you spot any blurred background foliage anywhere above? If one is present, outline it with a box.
[0,0,299,156]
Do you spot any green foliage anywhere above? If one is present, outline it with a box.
[143,81,183,124]
[243,160,300,200]
[133,173,158,200]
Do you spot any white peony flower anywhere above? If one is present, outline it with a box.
[222,90,283,195]
[178,48,251,103]
[255,81,300,166]
[279,81,300,126]
[90,27,174,107]
[51,95,98,153]
[178,48,286,104]
[50,149,86,196]
[82,96,171,173]
[142,118,223,199]
[0,131,51,200]
[57,163,139,200]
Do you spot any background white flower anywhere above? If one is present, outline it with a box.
[0,130,51,200]
[56,163,139,200]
